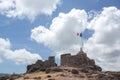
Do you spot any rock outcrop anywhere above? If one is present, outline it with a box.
[27,56,57,73]
[61,50,102,72]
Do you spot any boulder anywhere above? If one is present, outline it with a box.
[71,69,79,74]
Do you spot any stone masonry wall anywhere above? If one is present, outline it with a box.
[60,51,102,71]
[61,54,71,66]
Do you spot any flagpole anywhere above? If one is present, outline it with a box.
[77,32,83,52]
[80,32,83,52]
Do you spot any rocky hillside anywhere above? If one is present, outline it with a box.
[1,50,120,80]
[16,66,120,80]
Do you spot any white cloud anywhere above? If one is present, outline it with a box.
[85,6,120,71]
[31,8,88,56]
[0,38,10,49]
[31,7,120,71]
[0,0,60,20]
[0,38,42,65]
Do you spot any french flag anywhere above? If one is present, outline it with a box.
[77,32,82,37]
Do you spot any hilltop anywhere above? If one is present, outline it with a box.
[15,67,120,80]
[1,50,120,80]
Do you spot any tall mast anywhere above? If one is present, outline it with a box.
[80,32,83,52]
[77,32,83,52]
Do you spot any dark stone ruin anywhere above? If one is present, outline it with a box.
[61,50,102,71]
[27,56,57,73]
[27,50,102,73]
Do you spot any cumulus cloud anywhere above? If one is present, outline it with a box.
[31,7,120,71]
[0,0,60,20]
[31,8,88,56]
[85,6,120,71]
[0,38,42,65]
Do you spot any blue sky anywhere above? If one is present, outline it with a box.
[0,0,120,74]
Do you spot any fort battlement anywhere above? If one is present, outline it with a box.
[61,51,96,68]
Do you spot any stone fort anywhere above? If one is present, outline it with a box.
[27,50,102,73]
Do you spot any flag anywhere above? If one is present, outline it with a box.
[77,32,82,37]
[77,33,79,36]
[80,33,82,37]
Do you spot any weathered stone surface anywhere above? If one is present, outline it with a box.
[96,73,119,80]
[61,50,102,72]
[71,69,79,74]
[45,67,63,73]
[27,56,57,73]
